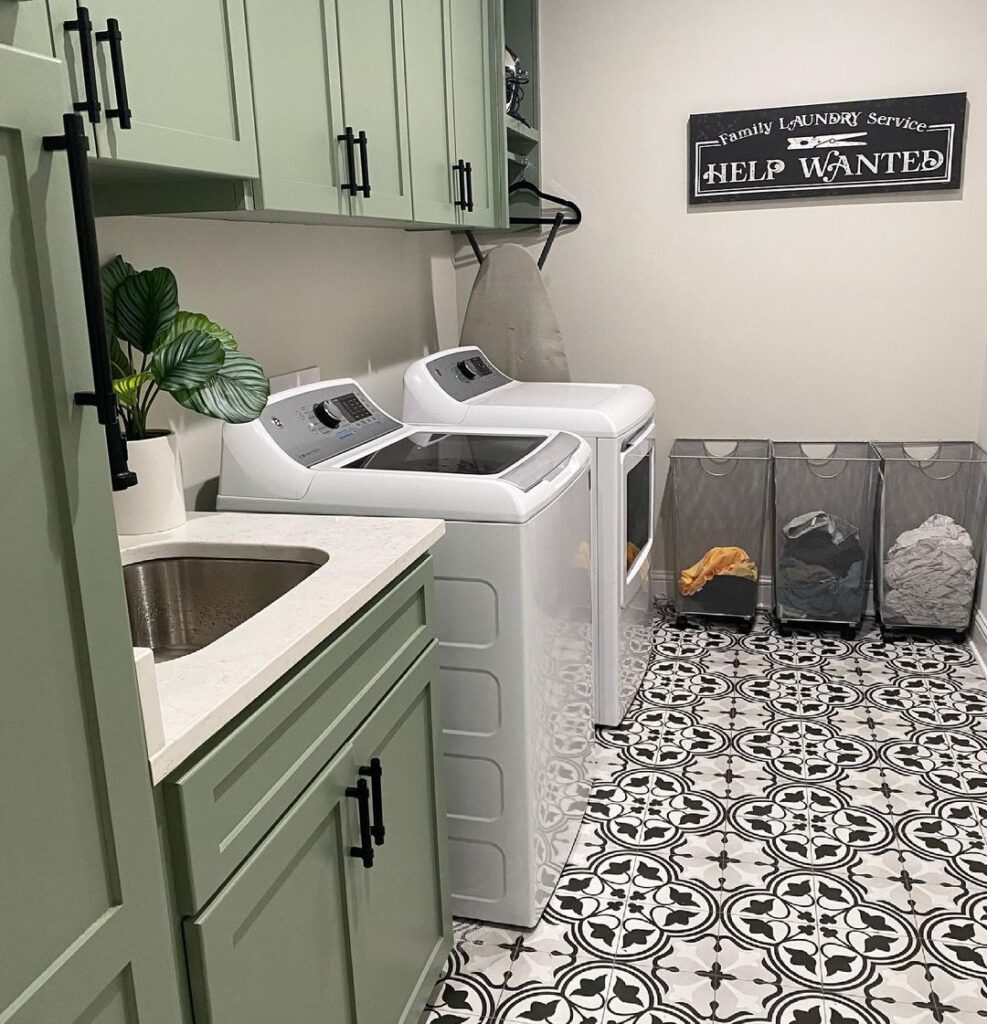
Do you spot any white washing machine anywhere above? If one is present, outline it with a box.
[405,347,657,727]
[217,379,593,928]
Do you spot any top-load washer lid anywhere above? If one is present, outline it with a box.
[403,346,656,439]
[343,431,543,475]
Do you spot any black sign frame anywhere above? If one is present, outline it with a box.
[688,93,966,205]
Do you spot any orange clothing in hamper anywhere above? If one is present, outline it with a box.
[679,546,758,597]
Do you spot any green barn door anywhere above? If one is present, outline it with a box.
[0,40,182,1024]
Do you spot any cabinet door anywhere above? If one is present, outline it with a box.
[403,0,459,225]
[54,0,258,177]
[183,753,359,1024]
[331,0,413,220]
[244,0,348,216]
[1,43,183,1024]
[184,646,450,1024]
[450,0,502,227]
[346,647,451,1024]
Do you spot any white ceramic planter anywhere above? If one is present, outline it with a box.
[113,431,187,536]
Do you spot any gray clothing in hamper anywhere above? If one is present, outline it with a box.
[883,514,978,628]
[460,243,571,382]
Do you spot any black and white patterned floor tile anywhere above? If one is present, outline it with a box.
[420,615,987,1024]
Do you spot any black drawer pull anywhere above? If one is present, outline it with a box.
[464,161,474,212]
[95,18,132,129]
[346,778,374,868]
[338,126,358,196]
[359,758,385,846]
[64,6,101,124]
[357,130,371,198]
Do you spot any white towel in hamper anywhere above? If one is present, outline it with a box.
[460,243,570,382]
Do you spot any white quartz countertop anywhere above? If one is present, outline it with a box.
[120,512,445,783]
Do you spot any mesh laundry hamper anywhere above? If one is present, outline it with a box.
[873,442,987,639]
[772,442,879,637]
[668,439,771,628]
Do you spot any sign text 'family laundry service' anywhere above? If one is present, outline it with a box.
[688,93,966,204]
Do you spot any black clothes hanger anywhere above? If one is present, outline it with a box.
[464,182,581,270]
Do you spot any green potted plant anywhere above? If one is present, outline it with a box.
[101,255,269,534]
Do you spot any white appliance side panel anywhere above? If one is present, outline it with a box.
[520,468,594,917]
[431,521,536,926]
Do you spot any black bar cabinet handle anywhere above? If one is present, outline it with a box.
[453,160,467,210]
[337,126,358,196]
[346,778,374,868]
[64,6,101,124]
[357,130,371,198]
[359,758,385,845]
[464,161,474,212]
[43,114,137,492]
[95,19,132,129]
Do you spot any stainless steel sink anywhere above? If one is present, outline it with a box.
[123,556,322,661]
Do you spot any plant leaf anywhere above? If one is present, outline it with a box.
[151,331,224,392]
[113,371,151,408]
[161,310,238,351]
[114,267,179,353]
[173,350,269,423]
[100,254,134,341]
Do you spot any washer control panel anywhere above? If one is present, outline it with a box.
[427,348,512,401]
[261,382,401,466]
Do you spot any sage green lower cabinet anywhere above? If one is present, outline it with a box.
[183,645,449,1024]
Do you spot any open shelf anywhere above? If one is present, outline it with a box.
[505,116,539,146]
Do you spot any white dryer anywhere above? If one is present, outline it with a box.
[217,379,593,928]
[404,346,656,727]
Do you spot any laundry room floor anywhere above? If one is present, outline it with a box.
[420,613,987,1024]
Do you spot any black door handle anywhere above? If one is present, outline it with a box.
[464,161,475,212]
[359,758,385,845]
[338,126,358,196]
[346,778,374,868]
[43,114,137,492]
[453,160,467,210]
[64,7,101,124]
[356,130,371,198]
[95,19,132,129]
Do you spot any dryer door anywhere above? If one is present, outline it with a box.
[620,421,656,608]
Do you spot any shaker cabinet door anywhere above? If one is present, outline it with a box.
[331,0,413,220]
[347,647,451,1024]
[450,0,501,228]
[183,753,360,1024]
[403,0,460,225]
[244,0,348,216]
[53,0,258,177]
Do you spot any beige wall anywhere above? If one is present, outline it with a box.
[97,217,455,508]
[457,0,987,573]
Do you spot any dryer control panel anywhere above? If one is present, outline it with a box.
[426,348,512,401]
[261,382,401,467]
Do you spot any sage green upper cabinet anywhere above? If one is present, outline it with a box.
[54,0,258,178]
[246,0,412,221]
[450,0,501,227]
[244,0,347,216]
[184,647,449,1024]
[404,0,504,228]
[1,39,182,1024]
[402,0,458,225]
[332,0,413,220]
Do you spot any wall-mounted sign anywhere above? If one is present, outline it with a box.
[689,93,966,204]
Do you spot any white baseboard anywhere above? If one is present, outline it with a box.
[971,609,987,675]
